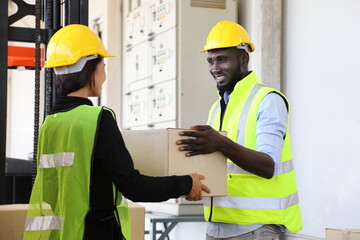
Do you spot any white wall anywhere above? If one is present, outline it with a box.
[283,0,360,238]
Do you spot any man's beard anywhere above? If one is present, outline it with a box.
[217,79,240,93]
[216,71,242,94]
[216,60,244,94]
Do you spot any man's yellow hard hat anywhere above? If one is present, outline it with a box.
[44,24,114,68]
[200,20,255,52]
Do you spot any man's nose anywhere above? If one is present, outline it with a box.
[211,62,221,73]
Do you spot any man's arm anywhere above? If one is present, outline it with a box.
[176,93,287,179]
[177,125,275,178]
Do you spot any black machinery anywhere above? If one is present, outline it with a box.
[0,0,89,204]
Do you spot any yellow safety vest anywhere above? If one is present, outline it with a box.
[204,72,302,233]
[24,105,131,239]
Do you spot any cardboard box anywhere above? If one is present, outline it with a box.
[122,128,227,196]
[128,202,145,240]
[0,204,28,240]
[326,228,360,240]
[0,203,145,240]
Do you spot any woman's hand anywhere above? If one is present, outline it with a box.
[186,174,211,201]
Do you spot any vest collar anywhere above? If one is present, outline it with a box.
[231,71,259,95]
[217,71,259,100]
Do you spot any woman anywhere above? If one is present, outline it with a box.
[24,24,210,240]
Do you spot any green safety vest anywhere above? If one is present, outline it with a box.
[204,72,302,233]
[24,105,131,239]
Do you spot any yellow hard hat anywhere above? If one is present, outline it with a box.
[200,20,255,52]
[44,24,114,68]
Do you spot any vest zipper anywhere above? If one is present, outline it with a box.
[208,97,227,222]
[208,197,214,221]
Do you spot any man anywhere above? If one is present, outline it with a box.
[176,20,302,240]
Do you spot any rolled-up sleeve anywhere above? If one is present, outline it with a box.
[256,92,288,177]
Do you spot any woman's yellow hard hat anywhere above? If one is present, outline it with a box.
[200,20,255,52]
[45,24,114,68]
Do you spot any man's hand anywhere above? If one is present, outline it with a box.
[186,174,211,201]
[176,125,225,157]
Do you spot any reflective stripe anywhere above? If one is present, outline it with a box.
[39,152,74,168]
[237,84,264,145]
[209,102,220,126]
[204,192,299,210]
[25,216,64,231]
[228,159,294,175]
[208,84,263,141]
[279,159,294,174]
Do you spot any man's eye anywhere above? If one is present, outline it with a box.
[207,59,213,64]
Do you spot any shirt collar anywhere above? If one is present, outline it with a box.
[223,91,230,104]
[50,96,93,114]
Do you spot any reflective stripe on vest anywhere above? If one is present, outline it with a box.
[228,159,294,175]
[208,102,221,127]
[237,84,264,145]
[39,152,75,168]
[25,216,64,231]
[204,192,299,210]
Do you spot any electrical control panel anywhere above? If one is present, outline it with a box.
[151,28,176,84]
[149,0,176,36]
[124,87,150,128]
[150,79,176,124]
[122,0,237,130]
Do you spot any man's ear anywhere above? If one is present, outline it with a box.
[241,52,249,65]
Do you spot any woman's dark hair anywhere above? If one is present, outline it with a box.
[56,57,103,96]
